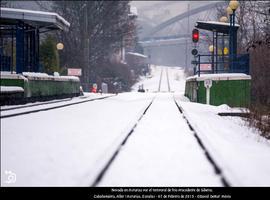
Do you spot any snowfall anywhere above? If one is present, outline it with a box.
[1,66,270,187]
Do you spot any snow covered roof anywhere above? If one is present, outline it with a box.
[196,20,240,34]
[1,86,24,93]
[126,52,148,58]
[0,7,70,31]
[1,71,79,82]
[1,71,28,81]
[186,73,251,81]
[129,6,138,17]
[22,72,79,82]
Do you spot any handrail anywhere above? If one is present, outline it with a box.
[193,54,249,76]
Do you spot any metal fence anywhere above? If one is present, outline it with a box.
[193,54,249,76]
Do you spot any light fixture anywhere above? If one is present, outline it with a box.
[226,6,233,15]
[56,43,64,50]
[223,47,229,55]
[219,16,228,23]
[209,45,214,53]
[229,1,239,11]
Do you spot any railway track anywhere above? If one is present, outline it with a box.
[90,97,156,186]
[93,94,229,186]
[157,67,171,92]
[173,98,231,187]
[165,67,171,92]
[1,94,115,119]
[157,68,163,92]
[91,68,229,186]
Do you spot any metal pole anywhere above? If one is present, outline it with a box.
[232,10,235,71]
[232,10,237,65]
[186,3,190,69]
[185,40,188,69]
[11,28,14,72]
[212,31,215,73]
[229,13,233,72]
[16,23,24,74]
[198,55,201,77]
[36,29,39,72]
[83,2,89,89]
[206,87,210,105]
[215,32,218,73]
[222,33,225,71]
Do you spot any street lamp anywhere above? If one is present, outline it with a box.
[229,1,239,10]
[219,16,228,70]
[227,0,239,72]
[223,47,229,55]
[209,45,214,53]
[219,16,228,23]
[56,43,64,50]
[226,7,233,16]
[209,45,214,73]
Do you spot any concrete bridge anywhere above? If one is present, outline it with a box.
[138,2,224,66]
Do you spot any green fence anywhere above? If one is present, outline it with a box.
[185,74,251,107]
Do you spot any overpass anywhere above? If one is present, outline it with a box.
[142,2,224,40]
[139,34,190,47]
[138,2,224,66]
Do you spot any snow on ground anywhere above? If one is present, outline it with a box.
[174,98,270,186]
[166,66,187,94]
[1,64,270,187]
[1,92,155,186]
[99,93,222,187]
[1,93,113,116]
[159,67,168,92]
[130,66,270,186]
[131,66,162,92]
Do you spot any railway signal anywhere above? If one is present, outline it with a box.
[191,48,198,55]
[192,29,199,43]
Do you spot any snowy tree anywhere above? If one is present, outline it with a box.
[39,35,60,74]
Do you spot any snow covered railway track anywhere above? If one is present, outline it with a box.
[90,97,155,187]
[158,68,163,92]
[174,98,231,187]
[157,67,171,92]
[0,95,115,119]
[165,67,171,92]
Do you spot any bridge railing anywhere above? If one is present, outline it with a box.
[193,54,250,76]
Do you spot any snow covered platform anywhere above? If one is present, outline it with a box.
[185,73,251,107]
[0,71,80,105]
[1,86,24,93]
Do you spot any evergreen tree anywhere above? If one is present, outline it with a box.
[40,35,60,74]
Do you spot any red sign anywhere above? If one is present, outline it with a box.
[67,68,82,76]
[200,64,212,71]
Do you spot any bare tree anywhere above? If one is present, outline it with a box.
[48,1,137,90]
[216,1,270,137]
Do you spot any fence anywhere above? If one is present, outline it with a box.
[193,54,249,76]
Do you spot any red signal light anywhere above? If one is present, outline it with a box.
[192,29,199,43]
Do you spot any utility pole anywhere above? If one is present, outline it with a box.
[83,2,90,90]
[185,3,190,69]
